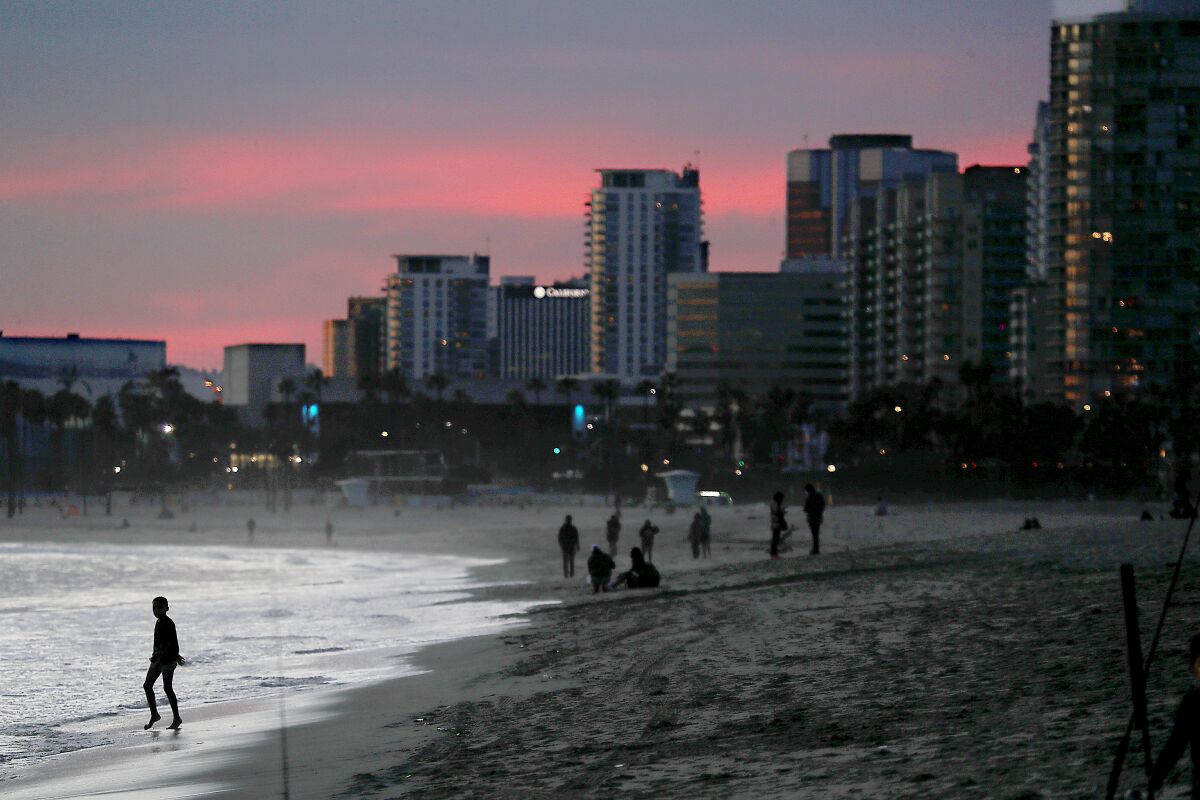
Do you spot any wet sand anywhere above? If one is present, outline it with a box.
[5,499,1198,798]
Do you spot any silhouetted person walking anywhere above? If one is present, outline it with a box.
[1150,633,1200,797]
[803,483,825,555]
[699,506,712,558]
[558,515,580,578]
[606,513,621,555]
[769,491,787,559]
[247,517,256,545]
[638,519,659,562]
[143,596,184,730]
[325,518,334,545]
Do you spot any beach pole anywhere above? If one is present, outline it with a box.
[1105,504,1199,799]
[1122,565,1153,776]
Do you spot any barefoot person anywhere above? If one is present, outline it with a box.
[1150,633,1200,797]
[143,596,184,730]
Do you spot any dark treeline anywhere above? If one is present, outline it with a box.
[1,359,1191,512]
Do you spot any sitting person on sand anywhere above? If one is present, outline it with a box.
[587,545,616,593]
[612,547,660,589]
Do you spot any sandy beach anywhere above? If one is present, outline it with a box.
[5,497,1200,799]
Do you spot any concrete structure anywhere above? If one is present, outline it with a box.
[222,343,306,427]
[384,254,490,381]
[322,319,352,378]
[0,332,166,398]
[347,296,385,382]
[586,166,705,377]
[666,262,851,414]
[786,134,957,259]
[493,277,590,380]
[1009,282,1053,401]
[1043,0,1200,403]
[842,166,1027,398]
[1026,101,1051,281]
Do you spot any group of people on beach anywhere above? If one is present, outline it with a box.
[557,513,665,592]
[770,483,826,558]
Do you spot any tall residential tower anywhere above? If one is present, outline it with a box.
[586,167,704,377]
[1044,0,1200,403]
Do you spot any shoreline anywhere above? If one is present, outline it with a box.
[5,499,1186,797]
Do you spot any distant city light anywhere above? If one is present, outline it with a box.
[662,458,670,465]
[381,431,389,437]
[649,388,656,395]
[734,469,743,476]
[1083,404,1093,411]
[826,464,837,473]
[444,421,452,428]
[113,466,121,474]
[879,449,887,455]
[161,423,174,434]
[552,447,561,455]
[894,406,903,413]
[640,463,649,472]
[231,466,239,473]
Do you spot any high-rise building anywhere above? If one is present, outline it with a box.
[1026,101,1051,281]
[1009,282,1053,402]
[586,166,704,377]
[347,296,385,382]
[842,166,1027,398]
[786,134,957,259]
[322,319,352,378]
[1043,0,1200,403]
[322,296,385,381]
[666,262,851,414]
[493,277,590,380]
[384,254,490,380]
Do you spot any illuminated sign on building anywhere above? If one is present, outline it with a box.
[533,286,589,299]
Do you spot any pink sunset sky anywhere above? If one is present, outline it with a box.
[0,1,1085,369]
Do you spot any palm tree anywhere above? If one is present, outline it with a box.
[305,368,329,404]
[634,379,657,425]
[424,372,450,403]
[525,376,548,405]
[91,395,121,516]
[591,379,620,424]
[1,381,22,518]
[277,377,297,405]
[555,376,579,408]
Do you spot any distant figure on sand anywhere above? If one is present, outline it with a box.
[247,517,256,544]
[143,596,184,730]
[769,491,787,559]
[606,513,621,555]
[638,519,659,562]
[558,515,580,578]
[325,519,334,545]
[1019,516,1042,531]
[688,513,704,559]
[875,497,889,517]
[1150,633,1200,797]
[587,545,615,593]
[613,547,660,589]
[803,483,826,555]
[699,507,712,557]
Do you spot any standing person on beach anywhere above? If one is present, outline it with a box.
[687,512,704,559]
[587,545,616,593]
[803,483,826,555]
[606,513,621,555]
[1149,633,1200,797]
[699,506,712,558]
[638,519,659,562]
[247,517,256,545]
[557,515,580,578]
[769,491,787,559]
[143,596,184,730]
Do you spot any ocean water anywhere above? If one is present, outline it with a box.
[0,540,540,779]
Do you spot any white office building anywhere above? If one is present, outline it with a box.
[493,277,590,380]
[384,254,490,380]
[586,166,705,377]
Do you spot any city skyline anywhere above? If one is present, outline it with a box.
[3,2,1077,368]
